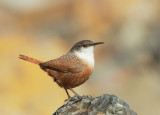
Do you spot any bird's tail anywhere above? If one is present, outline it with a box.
[19,54,43,64]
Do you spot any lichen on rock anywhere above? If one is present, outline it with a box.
[53,94,137,115]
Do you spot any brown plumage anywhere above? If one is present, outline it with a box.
[19,53,92,89]
[19,54,43,64]
[40,53,93,89]
[19,40,104,99]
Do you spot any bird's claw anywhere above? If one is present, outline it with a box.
[64,95,82,104]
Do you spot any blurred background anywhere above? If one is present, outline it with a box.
[0,0,160,115]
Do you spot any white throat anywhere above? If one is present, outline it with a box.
[75,46,95,67]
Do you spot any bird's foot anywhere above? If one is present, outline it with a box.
[75,94,82,100]
[64,97,75,103]
[64,95,82,104]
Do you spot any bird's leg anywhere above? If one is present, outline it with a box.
[64,89,73,102]
[64,89,82,102]
[69,88,82,99]
[65,89,71,99]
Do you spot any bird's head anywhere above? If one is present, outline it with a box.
[69,40,104,67]
[70,40,104,53]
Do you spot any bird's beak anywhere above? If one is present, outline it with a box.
[93,42,104,46]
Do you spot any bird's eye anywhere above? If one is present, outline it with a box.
[83,45,87,47]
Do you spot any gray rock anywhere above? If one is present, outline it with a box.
[53,94,137,115]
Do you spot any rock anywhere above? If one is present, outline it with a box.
[53,94,137,115]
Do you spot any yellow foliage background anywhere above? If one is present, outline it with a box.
[0,0,160,115]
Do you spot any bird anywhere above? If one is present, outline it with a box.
[19,40,104,100]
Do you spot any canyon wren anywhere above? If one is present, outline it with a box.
[19,40,104,99]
